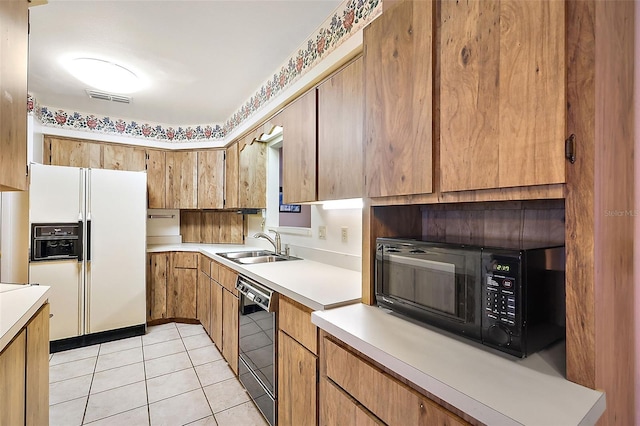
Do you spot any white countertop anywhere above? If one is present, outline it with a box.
[147,244,362,311]
[0,284,51,352]
[312,304,606,426]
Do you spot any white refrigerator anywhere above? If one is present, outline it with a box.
[29,163,147,341]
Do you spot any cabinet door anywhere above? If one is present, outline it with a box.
[197,270,212,335]
[278,330,318,425]
[0,0,28,191]
[166,151,198,209]
[211,280,223,350]
[26,303,50,426]
[147,253,168,321]
[169,267,197,319]
[320,377,382,426]
[48,137,102,168]
[103,144,146,171]
[0,330,26,426]
[222,288,238,374]
[440,0,565,191]
[198,150,225,209]
[318,56,364,201]
[280,89,317,204]
[363,0,433,197]
[146,149,166,209]
[225,142,239,209]
[238,131,267,208]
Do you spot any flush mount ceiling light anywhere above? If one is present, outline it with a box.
[64,58,146,94]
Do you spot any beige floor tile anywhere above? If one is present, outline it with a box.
[149,388,212,426]
[188,345,223,366]
[214,401,268,426]
[49,374,93,405]
[187,415,218,425]
[49,396,87,426]
[143,338,186,360]
[147,322,177,332]
[49,345,100,366]
[203,378,250,413]
[177,323,207,338]
[145,351,193,379]
[183,333,215,350]
[147,367,201,403]
[95,347,144,373]
[84,381,147,423]
[90,362,145,394]
[143,326,181,346]
[195,360,235,387]
[50,356,97,383]
[99,336,142,356]
[83,405,149,425]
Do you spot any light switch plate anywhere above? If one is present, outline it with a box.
[341,227,348,243]
[318,226,326,240]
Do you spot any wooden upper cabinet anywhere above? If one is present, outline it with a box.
[197,150,225,209]
[103,144,146,171]
[47,137,102,168]
[225,142,239,209]
[317,56,364,201]
[238,130,267,208]
[146,149,166,209]
[0,0,28,191]
[280,89,317,204]
[364,0,434,198]
[166,151,198,209]
[440,0,565,192]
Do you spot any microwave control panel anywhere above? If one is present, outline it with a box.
[484,274,517,327]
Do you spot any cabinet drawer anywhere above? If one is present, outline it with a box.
[172,252,198,269]
[320,376,382,426]
[200,254,212,276]
[279,296,317,355]
[323,338,467,426]
[211,260,220,283]
[218,265,238,295]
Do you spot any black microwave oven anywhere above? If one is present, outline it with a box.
[375,237,566,358]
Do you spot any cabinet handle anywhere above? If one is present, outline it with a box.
[565,134,576,164]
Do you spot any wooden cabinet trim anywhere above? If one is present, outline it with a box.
[278,295,318,355]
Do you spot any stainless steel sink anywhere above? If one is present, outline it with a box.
[217,250,300,265]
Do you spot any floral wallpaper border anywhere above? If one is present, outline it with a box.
[28,0,381,143]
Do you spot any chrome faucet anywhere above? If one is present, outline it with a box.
[253,229,281,254]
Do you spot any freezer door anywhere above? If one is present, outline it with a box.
[29,260,83,340]
[29,164,84,223]
[86,168,147,334]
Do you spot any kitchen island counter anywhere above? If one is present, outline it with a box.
[0,284,50,351]
[147,243,361,311]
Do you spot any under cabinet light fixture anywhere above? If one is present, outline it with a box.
[322,198,363,210]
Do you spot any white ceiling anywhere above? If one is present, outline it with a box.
[28,0,343,127]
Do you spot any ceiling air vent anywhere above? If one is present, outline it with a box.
[86,89,131,104]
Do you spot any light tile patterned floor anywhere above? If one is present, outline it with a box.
[49,322,269,426]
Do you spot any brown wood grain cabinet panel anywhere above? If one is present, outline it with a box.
[317,56,364,201]
[147,253,168,321]
[201,211,244,244]
[323,338,467,426]
[197,150,225,209]
[102,144,146,171]
[320,377,383,426]
[279,295,318,355]
[364,0,433,198]
[0,0,28,191]
[222,288,238,374]
[48,137,102,168]
[440,0,565,191]
[280,89,317,204]
[0,330,26,426]
[200,254,212,277]
[146,149,166,209]
[218,264,238,295]
[166,151,198,209]
[197,270,212,335]
[278,330,318,426]
[172,252,198,269]
[180,211,202,243]
[168,267,197,319]
[225,142,239,209]
[238,131,267,208]
[210,280,223,349]
[26,303,50,426]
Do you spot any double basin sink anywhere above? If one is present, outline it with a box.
[217,250,300,265]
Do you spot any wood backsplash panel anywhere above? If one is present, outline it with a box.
[180,211,201,243]
[200,211,244,244]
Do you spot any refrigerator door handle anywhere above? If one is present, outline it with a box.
[77,220,83,262]
[86,220,91,261]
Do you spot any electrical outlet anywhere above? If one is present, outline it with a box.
[318,225,327,240]
[341,227,348,243]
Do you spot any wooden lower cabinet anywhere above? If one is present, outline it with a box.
[147,253,169,321]
[197,270,212,335]
[168,252,198,319]
[210,279,223,349]
[0,303,50,426]
[278,330,318,426]
[320,377,382,426]
[321,336,468,426]
[222,288,238,374]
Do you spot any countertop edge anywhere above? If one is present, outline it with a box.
[0,285,50,352]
